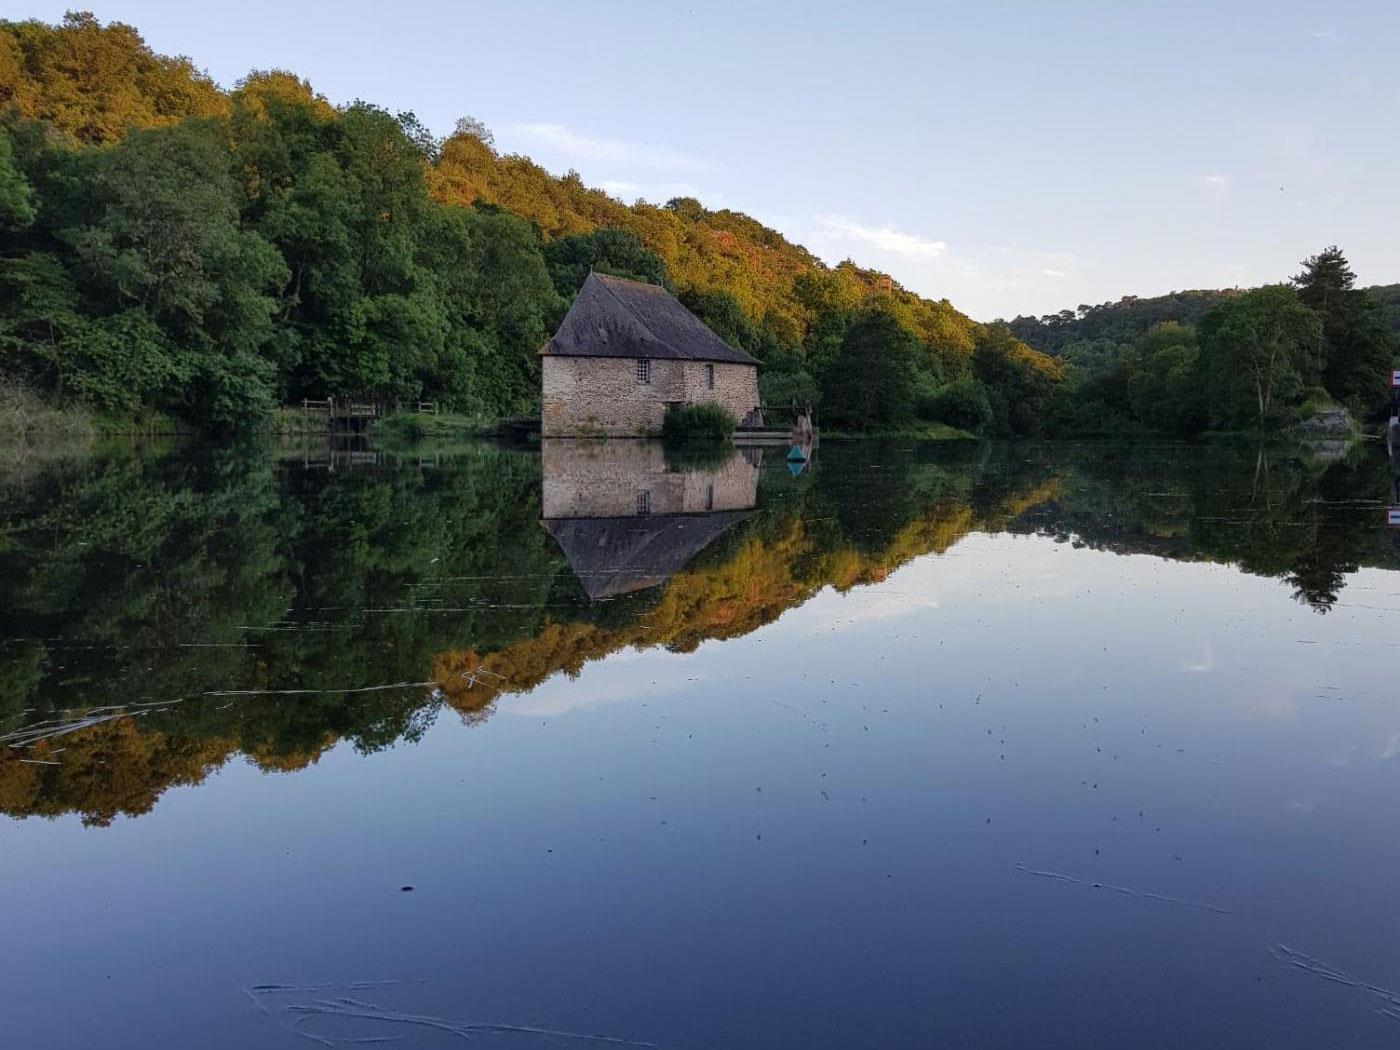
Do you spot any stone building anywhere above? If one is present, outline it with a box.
[540,273,762,437]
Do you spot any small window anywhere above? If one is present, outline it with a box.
[706,363,715,389]
[636,490,651,516]
[636,358,651,384]
[705,483,715,511]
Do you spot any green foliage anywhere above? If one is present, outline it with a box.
[1040,249,1394,437]
[0,12,226,145]
[755,345,818,422]
[821,307,918,429]
[972,324,1062,436]
[0,130,34,228]
[1370,284,1400,341]
[1007,289,1237,356]
[0,13,1060,437]
[1126,324,1204,435]
[1293,246,1393,413]
[0,67,562,429]
[1198,285,1321,429]
[918,378,993,433]
[661,401,736,444]
[543,227,668,298]
[679,287,761,353]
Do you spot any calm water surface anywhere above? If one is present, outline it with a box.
[4,438,1400,1048]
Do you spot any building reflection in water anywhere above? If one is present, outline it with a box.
[540,440,762,600]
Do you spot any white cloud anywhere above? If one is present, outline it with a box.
[505,122,705,172]
[813,215,948,260]
[782,212,1083,319]
[507,648,696,717]
[1184,641,1215,673]
[1311,27,1339,41]
[1192,173,1231,208]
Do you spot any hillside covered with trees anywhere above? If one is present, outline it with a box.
[0,12,1060,436]
[1006,254,1399,435]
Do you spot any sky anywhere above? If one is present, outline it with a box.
[22,0,1400,320]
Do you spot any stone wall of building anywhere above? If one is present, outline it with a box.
[541,357,760,437]
[541,439,761,519]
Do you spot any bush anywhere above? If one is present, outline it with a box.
[917,379,993,433]
[661,402,736,444]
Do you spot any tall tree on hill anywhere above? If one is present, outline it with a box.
[1293,246,1393,412]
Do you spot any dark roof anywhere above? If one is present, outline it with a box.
[542,511,752,600]
[541,273,760,365]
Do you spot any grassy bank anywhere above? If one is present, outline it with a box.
[371,411,501,443]
[0,384,198,445]
[820,422,978,441]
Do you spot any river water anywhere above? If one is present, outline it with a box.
[4,437,1400,1048]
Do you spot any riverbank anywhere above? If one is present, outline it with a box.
[819,422,977,441]
[0,387,506,446]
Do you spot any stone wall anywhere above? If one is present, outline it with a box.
[541,439,761,519]
[541,356,760,437]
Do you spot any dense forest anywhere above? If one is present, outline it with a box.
[3,438,1396,823]
[2,14,1394,440]
[0,12,1061,436]
[1008,264,1400,435]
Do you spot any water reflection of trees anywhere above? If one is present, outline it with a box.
[2,438,1396,823]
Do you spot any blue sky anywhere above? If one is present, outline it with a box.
[25,1,1400,319]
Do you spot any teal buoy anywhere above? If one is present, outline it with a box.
[787,444,807,462]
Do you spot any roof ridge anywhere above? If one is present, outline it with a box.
[587,272,670,352]
[592,271,658,289]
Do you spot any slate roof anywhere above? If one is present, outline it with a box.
[542,510,753,600]
[541,272,760,365]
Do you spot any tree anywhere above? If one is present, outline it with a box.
[1198,285,1321,428]
[452,116,494,149]
[972,323,1062,436]
[0,12,226,145]
[1294,246,1392,412]
[821,307,918,429]
[0,129,35,228]
[918,378,993,433]
[1126,322,1204,435]
[679,288,756,351]
[1293,246,1355,315]
[542,227,667,298]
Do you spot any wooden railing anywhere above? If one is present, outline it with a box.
[299,398,385,420]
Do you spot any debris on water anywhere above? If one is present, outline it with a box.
[205,681,436,697]
[1270,943,1400,1015]
[1013,862,1230,914]
[245,981,658,1047]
